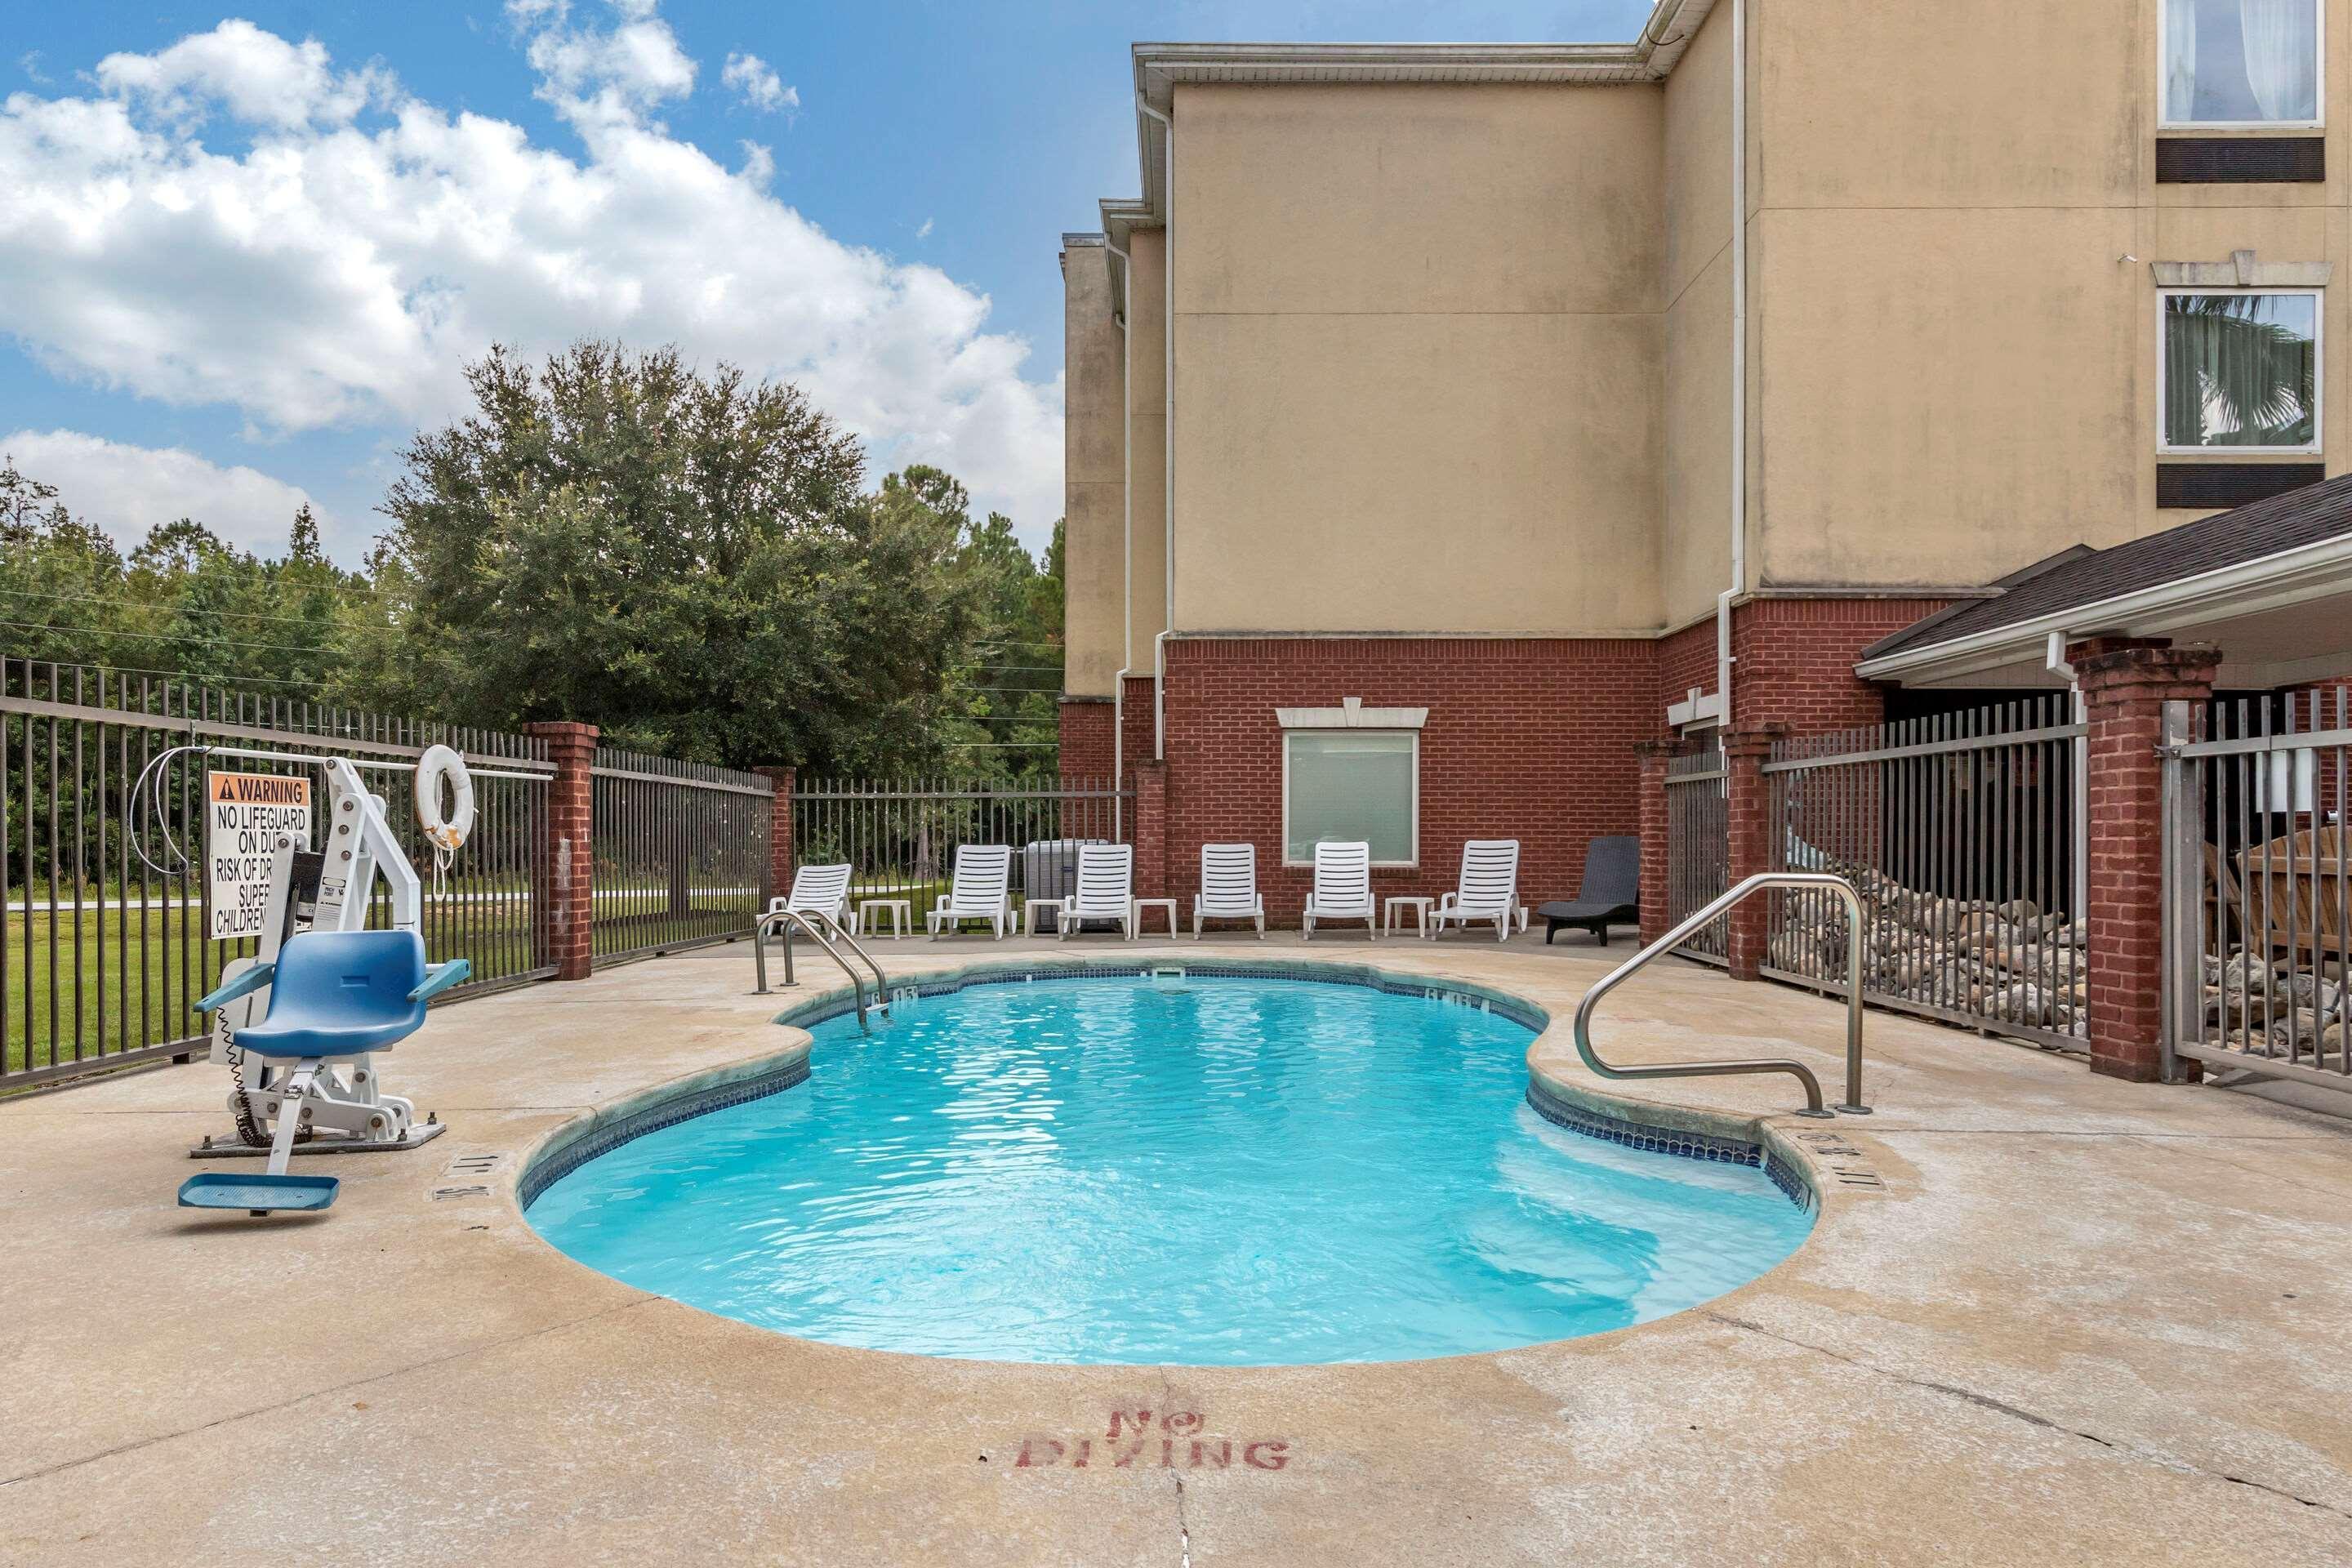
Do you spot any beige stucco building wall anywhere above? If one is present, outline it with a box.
[1060,238,1125,698]
[1168,82,1667,637]
[1748,0,2352,590]
[1659,5,1737,628]
[1058,1,2352,689]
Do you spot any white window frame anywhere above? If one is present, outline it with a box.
[2158,0,2326,131]
[2157,286,2323,456]
[1280,728,1420,870]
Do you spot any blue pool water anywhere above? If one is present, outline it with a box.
[528,974,1812,1365]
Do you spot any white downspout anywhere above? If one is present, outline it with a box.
[1106,237,1134,835]
[2047,630,2090,929]
[1137,91,1175,760]
[1719,0,1746,729]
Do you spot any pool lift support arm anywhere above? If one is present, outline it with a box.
[1573,871,1869,1119]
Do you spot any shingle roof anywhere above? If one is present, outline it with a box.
[1861,471,2352,662]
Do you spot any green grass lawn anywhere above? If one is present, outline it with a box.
[3,898,556,1081]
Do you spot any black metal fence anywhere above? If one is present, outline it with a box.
[1763,695,2086,1049]
[1664,741,1728,962]
[2163,688,2351,1088]
[1,657,551,1092]
[792,777,1129,928]
[590,747,773,964]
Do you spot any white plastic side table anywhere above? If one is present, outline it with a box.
[1382,895,1434,939]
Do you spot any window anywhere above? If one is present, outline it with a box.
[2160,290,2320,452]
[1284,730,1418,866]
[2163,0,2322,127]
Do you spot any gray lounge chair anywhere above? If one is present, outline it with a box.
[1538,835,1638,946]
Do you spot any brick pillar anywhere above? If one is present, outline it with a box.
[527,721,598,981]
[1134,760,1169,901]
[1722,724,1786,980]
[1637,741,1676,946]
[2069,638,2221,1083]
[756,766,795,906]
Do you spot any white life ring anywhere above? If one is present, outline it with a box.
[415,744,476,853]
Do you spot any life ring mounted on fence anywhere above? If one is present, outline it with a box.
[414,744,477,853]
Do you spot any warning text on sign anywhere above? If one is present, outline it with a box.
[207,772,312,940]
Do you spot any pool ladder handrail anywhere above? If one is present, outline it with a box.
[753,907,892,1030]
[1574,871,1869,1120]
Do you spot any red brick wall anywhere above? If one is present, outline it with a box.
[1652,599,1954,744]
[755,765,793,906]
[2071,639,2221,1083]
[1732,598,1954,737]
[524,720,598,981]
[1159,637,1653,923]
[1120,674,1155,797]
[1656,617,1719,738]
[1057,699,1115,785]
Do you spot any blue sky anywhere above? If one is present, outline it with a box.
[2,2,1655,562]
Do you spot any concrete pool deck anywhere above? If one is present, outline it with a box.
[2,931,2350,1566]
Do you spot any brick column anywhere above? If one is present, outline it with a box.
[1637,741,1676,946]
[1722,724,1787,980]
[1134,760,1169,901]
[756,765,795,906]
[527,721,599,981]
[2069,638,2221,1083]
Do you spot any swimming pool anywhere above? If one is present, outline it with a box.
[526,969,1813,1365]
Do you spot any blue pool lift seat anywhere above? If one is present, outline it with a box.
[225,929,434,1058]
[178,929,468,1215]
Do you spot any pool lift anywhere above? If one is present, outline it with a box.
[168,745,482,1215]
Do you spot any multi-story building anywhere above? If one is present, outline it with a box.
[1058,1,2345,918]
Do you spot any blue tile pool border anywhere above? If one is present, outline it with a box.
[775,956,1552,1035]
[1526,1075,1816,1213]
[519,1055,811,1210]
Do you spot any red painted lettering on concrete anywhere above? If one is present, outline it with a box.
[1012,1410,1292,1477]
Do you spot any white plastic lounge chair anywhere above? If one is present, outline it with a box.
[1058,843,1135,939]
[1301,840,1375,941]
[766,861,854,933]
[1432,840,1521,942]
[927,844,1012,938]
[1193,842,1265,939]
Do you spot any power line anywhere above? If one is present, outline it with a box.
[9,660,357,693]
[0,584,383,629]
[0,615,468,667]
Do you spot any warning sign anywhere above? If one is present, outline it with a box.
[207,772,313,940]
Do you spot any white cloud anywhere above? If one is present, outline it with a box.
[0,8,1062,540]
[721,51,796,116]
[2,429,333,555]
[95,19,387,128]
[916,216,933,239]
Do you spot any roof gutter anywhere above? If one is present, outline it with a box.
[1855,530,2352,684]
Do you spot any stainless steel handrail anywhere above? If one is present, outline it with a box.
[752,907,893,1030]
[1574,871,1869,1120]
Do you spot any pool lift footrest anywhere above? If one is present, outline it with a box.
[178,1062,342,1214]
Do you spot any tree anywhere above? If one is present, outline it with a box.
[354,341,993,773]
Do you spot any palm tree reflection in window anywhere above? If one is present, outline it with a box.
[2163,292,2318,450]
